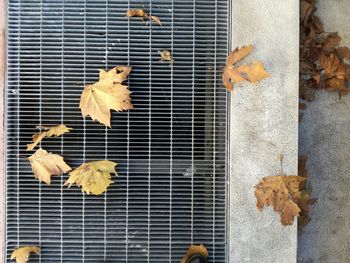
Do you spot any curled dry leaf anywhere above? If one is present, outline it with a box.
[11,246,40,263]
[255,175,306,226]
[126,9,161,25]
[26,124,72,151]
[64,160,117,195]
[223,45,269,91]
[28,148,72,185]
[80,66,133,127]
[180,244,208,263]
[158,49,173,63]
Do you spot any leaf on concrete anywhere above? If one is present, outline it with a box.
[223,45,269,91]
[64,160,117,195]
[80,66,133,127]
[255,175,306,226]
[28,148,72,185]
[336,46,350,60]
[180,244,208,263]
[11,246,40,263]
[158,49,173,63]
[26,124,72,151]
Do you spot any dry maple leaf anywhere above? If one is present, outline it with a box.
[158,49,173,63]
[126,9,161,25]
[64,160,117,195]
[180,244,208,263]
[28,148,72,185]
[223,45,269,91]
[255,175,306,226]
[26,124,72,151]
[80,66,133,127]
[11,246,40,263]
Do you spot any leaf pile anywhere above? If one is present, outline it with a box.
[28,148,72,185]
[222,45,270,91]
[80,66,134,127]
[126,9,161,26]
[300,0,350,101]
[11,246,40,263]
[180,244,208,263]
[26,124,72,151]
[65,160,117,195]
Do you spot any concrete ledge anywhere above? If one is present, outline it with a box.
[229,0,299,262]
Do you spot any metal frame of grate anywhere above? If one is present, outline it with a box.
[5,0,229,262]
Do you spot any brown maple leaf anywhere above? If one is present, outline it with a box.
[255,175,306,226]
[26,124,72,151]
[11,246,40,263]
[223,45,269,91]
[126,9,161,25]
[80,66,133,127]
[64,160,117,195]
[180,244,208,263]
[28,148,72,185]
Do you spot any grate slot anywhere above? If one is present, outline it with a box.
[6,0,229,262]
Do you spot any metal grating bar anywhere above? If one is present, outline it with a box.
[6,0,229,262]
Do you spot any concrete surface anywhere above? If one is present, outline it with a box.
[298,1,350,262]
[229,0,299,262]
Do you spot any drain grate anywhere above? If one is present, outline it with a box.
[6,0,229,262]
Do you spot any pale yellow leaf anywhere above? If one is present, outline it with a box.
[28,148,72,185]
[237,61,270,83]
[11,246,40,263]
[64,160,117,195]
[80,66,133,127]
[26,124,72,151]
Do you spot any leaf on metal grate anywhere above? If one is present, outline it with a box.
[255,174,306,225]
[64,160,117,195]
[80,66,133,127]
[26,124,72,151]
[222,45,269,91]
[158,49,173,63]
[11,246,40,263]
[28,148,72,185]
[180,244,208,263]
[126,9,161,25]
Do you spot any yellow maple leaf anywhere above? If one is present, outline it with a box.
[255,175,306,225]
[11,246,40,263]
[28,148,72,185]
[223,45,269,91]
[180,244,208,263]
[80,66,134,127]
[26,124,72,151]
[64,160,117,195]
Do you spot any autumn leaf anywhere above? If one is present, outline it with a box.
[158,49,173,63]
[11,246,40,263]
[255,175,306,226]
[180,244,208,263]
[26,124,72,151]
[126,9,161,25]
[28,148,72,185]
[223,45,269,91]
[64,160,117,195]
[80,66,133,127]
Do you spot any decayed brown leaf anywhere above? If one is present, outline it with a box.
[255,175,306,225]
[80,66,133,127]
[158,49,173,63]
[64,160,117,195]
[223,45,269,91]
[28,148,72,185]
[180,244,208,263]
[126,9,161,25]
[299,0,350,99]
[26,124,72,151]
[11,246,40,263]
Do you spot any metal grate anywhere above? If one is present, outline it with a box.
[5,0,229,262]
